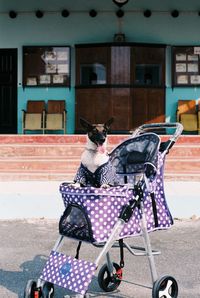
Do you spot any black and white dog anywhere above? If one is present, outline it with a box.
[73,118,116,188]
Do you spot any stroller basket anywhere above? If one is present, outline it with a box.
[59,183,173,244]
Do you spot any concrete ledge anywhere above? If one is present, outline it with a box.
[0,181,199,219]
[165,181,200,218]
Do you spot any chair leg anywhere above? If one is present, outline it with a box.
[22,111,25,134]
[63,111,66,134]
[42,111,45,134]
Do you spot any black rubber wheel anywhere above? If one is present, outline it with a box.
[152,275,178,298]
[98,262,122,292]
[24,279,37,298]
[41,281,54,298]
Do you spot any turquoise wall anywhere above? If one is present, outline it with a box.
[1,0,200,133]
[18,87,75,134]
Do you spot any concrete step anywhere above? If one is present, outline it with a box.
[0,134,199,181]
[0,145,83,159]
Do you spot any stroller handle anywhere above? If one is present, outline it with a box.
[132,122,183,142]
[132,122,183,154]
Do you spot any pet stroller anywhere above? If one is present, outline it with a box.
[24,122,183,298]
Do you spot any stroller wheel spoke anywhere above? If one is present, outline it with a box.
[104,276,111,288]
[153,275,178,298]
[103,268,112,288]
[41,281,54,298]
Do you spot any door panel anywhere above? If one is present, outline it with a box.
[111,88,131,131]
[75,88,111,131]
[132,88,165,128]
[111,46,130,84]
[0,49,17,133]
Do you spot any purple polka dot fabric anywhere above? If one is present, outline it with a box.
[60,152,173,244]
[40,251,96,294]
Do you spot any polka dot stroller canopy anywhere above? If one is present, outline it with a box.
[59,133,173,244]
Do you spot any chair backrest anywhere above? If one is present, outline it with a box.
[177,100,197,115]
[47,100,65,113]
[27,100,45,113]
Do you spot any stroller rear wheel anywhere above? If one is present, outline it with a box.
[98,262,122,292]
[152,275,178,298]
[24,279,37,298]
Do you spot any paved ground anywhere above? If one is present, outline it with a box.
[0,219,200,298]
[0,218,200,298]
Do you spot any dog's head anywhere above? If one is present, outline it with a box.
[80,117,114,147]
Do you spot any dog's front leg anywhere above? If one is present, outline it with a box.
[70,182,81,188]
[101,183,111,189]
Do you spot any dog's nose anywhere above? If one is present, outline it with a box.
[98,136,105,145]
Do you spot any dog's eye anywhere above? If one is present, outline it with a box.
[93,129,98,134]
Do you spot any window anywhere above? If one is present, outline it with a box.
[135,64,161,86]
[133,46,165,87]
[80,63,106,85]
[23,46,70,87]
[172,46,200,86]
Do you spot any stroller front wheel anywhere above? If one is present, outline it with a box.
[98,262,122,292]
[152,275,178,298]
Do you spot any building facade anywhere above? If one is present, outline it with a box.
[1,0,200,133]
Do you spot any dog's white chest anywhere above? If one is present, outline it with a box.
[81,150,109,173]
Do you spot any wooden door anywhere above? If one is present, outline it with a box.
[131,46,166,129]
[75,43,166,133]
[110,46,131,131]
[75,88,111,131]
[132,88,165,128]
[0,49,17,133]
[111,88,132,131]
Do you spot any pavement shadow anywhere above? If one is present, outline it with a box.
[0,255,47,298]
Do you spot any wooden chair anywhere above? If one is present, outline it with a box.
[45,100,66,134]
[22,100,45,134]
[176,100,198,132]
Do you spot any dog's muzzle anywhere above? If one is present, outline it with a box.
[89,134,106,146]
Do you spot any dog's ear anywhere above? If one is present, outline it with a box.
[104,118,114,130]
[80,118,94,131]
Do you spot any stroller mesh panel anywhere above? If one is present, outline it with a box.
[110,133,160,184]
[59,205,92,241]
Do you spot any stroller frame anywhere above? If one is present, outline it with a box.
[24,122,183,298]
